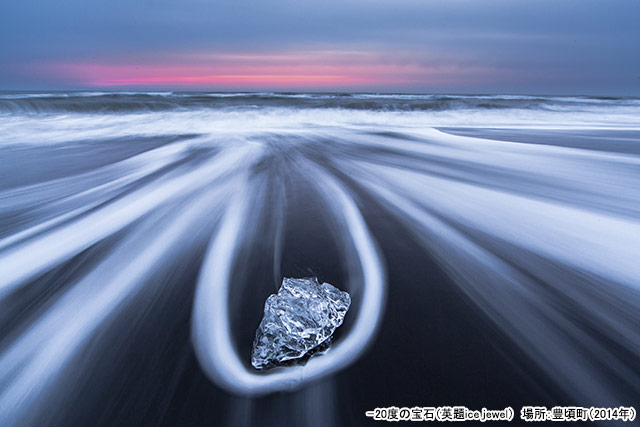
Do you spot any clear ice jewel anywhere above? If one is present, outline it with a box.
[251,277,351,370]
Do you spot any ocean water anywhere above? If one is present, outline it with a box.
[0,92,639,426]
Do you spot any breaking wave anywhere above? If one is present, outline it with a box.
[1,91,640,115]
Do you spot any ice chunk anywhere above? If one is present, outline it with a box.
[251,277,351,370]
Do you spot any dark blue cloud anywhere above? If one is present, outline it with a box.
[1,0,639,93]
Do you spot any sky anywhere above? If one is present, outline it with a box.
[1,0,639,94]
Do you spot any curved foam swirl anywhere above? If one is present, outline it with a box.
[191,164,385,395]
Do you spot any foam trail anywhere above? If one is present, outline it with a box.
[0,142,188,248]
[331,128,640,406]
[0,186,230,425]
[271,173,286,290]
[0,144,255,298]
[191,163,385,395]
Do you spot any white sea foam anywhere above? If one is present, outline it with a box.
[0,94,639,423]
